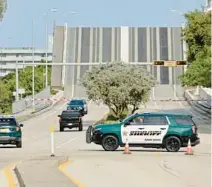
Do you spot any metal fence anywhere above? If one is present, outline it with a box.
[12,86,52,114]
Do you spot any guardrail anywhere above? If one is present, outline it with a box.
[185,90,211,119]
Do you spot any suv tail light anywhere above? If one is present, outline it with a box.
[192,125,198,134]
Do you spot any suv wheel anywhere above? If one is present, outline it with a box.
[78,121,83,131]
[60,126,64,132]
[102,135,119,151]
[164,136,181,152]
[16,141,22,148]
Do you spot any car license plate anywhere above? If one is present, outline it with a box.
[68,123,73,126]
[0,129,9,133]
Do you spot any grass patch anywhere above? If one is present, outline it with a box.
[51,89,58,95]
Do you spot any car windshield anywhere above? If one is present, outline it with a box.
[0,118,17,126]
[69,100,83,105]
[122,114,135,123]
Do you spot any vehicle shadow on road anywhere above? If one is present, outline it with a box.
[54,129,86,133]
[78,149,185,153]
[0,146,17,148]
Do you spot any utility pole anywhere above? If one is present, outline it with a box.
[62,22,68,87]
[45,23,48,87]
[32,21,35,111]
[15,61,19,101]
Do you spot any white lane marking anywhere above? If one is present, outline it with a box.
[56,137,77,148]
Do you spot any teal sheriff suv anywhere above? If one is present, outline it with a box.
[0,116,23,148]
[67,99,88,115]
[86,112,200,152]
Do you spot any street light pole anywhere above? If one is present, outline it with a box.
[32,21,35,111]
[15,60,19,101]
[45,23,48,87]
[62,22,68,87]
[44,8,58,88]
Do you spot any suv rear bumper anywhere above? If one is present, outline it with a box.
[0,136,21,144]
[182,135,200,147]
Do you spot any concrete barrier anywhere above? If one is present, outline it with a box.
[12,86,52,114]
[14,166,25,187]
[185,90,211,119]
[199,87,211,106]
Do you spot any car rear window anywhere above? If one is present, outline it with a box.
[69,100,83,105]
[0,118,17,126]
[172,116,194,125]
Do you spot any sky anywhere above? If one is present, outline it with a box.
[0,0,205,48]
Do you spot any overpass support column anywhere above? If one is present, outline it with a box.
[168,27,173,85]
[146,27,151,72]
[156,27,160,83]
[120,27,129,62]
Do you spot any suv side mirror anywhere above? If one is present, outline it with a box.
[19,124,23,127]
[58,115,61,117]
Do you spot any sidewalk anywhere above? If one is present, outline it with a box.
[17,156,77,187]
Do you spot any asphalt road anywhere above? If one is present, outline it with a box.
[0,96,210,187]
[61,98,211,187]
[0,100,108,171]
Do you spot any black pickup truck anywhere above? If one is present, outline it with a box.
[58,110,84,132]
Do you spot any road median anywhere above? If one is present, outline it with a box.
[58,160,85,187]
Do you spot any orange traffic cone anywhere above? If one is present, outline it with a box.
[185,139,193,155]
[123,138,131,154]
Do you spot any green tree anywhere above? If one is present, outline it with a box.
[0,60,52,113]
[82,62,156,119]
[0,0,7,21]
[180,9,211,87]
[0,81,11,113]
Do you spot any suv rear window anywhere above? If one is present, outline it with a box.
[172,116,194,125]
[0,118,17,126]
[69,100,83,105]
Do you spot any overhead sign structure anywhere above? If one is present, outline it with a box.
[13,88,25,96]
[153,60,187,67]
[164,61,177,67]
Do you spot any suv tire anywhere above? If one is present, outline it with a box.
[16,141,22,148]
[79,121,83,131]
[164,136,181,152]
[60,126,64,132]
[102,135,119,151]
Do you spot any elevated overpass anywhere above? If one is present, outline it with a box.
[51,26,186,100]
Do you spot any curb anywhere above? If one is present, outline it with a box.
[58,160,85,187]
[13,167,25,187]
